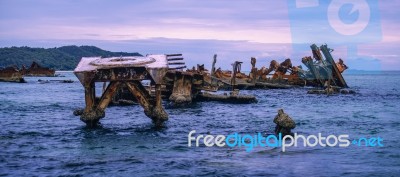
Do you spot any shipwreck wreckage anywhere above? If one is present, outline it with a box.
[73,54,217,126]
[0,62,56,83]
[206,44,348,90]
[73,44,352,126]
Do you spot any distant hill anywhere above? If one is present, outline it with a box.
[0,46,142,70]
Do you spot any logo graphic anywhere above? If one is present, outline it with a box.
[188,130,384,152]
[327,0,371,36]
[287,0,382,70]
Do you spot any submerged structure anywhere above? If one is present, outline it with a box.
[273,109,296,136]
[73,54,256,126]
[0,61,56,83]
[0,66,25,83]
[22,62,56,77]
[195,89,257,104]
[74,55,170,126]
[73,43,350,126]
[205,43,349,91]
[299,44,348,88]
[206,56,302,90]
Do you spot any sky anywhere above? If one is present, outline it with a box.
[0,0,399,70]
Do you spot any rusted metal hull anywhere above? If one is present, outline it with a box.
[204,43,348,90]
[23,62,56,77]
[0,66,26,83]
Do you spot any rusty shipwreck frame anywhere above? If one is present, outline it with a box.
[74,54,215,126]
[206,43,348,89]
[74,55,169,126]
[73,43,349,127]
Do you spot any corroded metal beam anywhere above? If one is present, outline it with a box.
[320,44,348,88]
[230,61,242,87]
[97,81,122,111]
[301,56,325,86]
[93,68,148,82]
[125,81,168,125]
[166,54,182,57]
[83,81,96,113]
[311,44,324,61]
[125,81,153,110]
[167,57,184,61]
[169,66,187,70]
[81,80,105,127]
[168,62,186,65]
[74,55,170,127]
[211,54,217,77]
[249,57,257,84]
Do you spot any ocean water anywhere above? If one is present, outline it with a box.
[0,71,399,176]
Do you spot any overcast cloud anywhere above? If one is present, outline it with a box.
[0,0,398,70]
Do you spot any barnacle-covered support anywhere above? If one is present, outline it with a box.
[125,81,167,126]
[74,55,169,127]
[168,71,194,105]
[165,63,212,105]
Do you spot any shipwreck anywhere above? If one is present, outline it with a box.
[22,62,56,77]
[73,43,351,127]
[204,43,350,93]
[73,55,170,127]
[0,66,26,83]
[0,61,56,83]
[73,54,257,127]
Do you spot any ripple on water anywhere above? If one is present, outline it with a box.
[0,72,400,176]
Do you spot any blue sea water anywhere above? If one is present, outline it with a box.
[0,71,399,176]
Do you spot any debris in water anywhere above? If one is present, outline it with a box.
[273,109,296,136]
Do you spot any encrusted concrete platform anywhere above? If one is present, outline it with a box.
[74,55,169,127]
